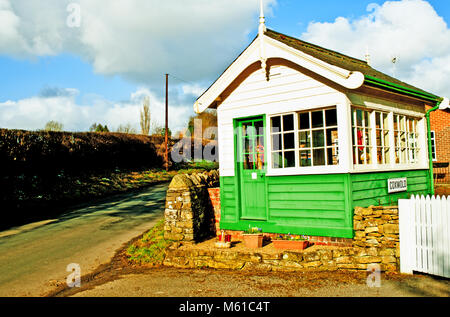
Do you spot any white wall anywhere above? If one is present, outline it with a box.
[217,64,346,177]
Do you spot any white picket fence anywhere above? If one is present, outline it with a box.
[399,195,450,278]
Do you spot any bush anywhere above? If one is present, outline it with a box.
[0,129,164,176]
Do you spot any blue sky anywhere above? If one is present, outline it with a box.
[0,0,449,133]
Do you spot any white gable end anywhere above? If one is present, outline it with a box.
[195,34,364,114]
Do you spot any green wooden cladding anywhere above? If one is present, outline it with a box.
[219,169,430,238]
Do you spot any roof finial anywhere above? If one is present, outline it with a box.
[259,0,266,36]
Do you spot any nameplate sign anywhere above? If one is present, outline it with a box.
[388,178,407,193]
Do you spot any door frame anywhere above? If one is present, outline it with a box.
[233,114,269,221]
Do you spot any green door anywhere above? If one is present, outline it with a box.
[236,117,267,221]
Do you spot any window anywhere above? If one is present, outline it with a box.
[270,107,339,169]
[394,114,419,164]
[298,109,338,167]
[375,111,390,165]
[351,106,422,168]
[241,120,265,170]
[271,114,296,168]
[352,108,372,165]
[430,131,437,161]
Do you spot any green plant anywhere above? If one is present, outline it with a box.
[273,233,307,241]
[126,219,174,265]
[243,226,262,234]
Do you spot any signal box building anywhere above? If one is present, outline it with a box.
[194,13,447,238]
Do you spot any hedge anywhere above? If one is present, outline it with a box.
[0,129,164,176]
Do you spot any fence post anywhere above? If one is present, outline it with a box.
[399,197,414,274]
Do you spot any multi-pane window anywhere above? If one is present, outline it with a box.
[430,131,437,161]
[269,106,423,170]
[352,108,372,165]
[298,109,338,166]
[271,114,296,168]
[375,111,390,165]
[270,107,339,169]
[394,114,419,164]
[241,120,265,170]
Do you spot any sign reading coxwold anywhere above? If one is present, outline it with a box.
[388,178,407,194]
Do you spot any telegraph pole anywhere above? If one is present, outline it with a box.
[165,74,169,171]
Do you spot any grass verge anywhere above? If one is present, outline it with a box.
[126,219,174,266]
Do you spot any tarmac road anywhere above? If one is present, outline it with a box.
[0,182,168,297]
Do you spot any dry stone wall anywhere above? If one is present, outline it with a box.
[164,202,401,272]
[163,177,401,272]
[164,170,219,242]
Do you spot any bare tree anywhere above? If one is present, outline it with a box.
[116,123,137,134]
[140,96,151,135]
[44,120,64,132]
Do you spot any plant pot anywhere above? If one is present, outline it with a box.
[272,240,310,250]
[243,234,263,249]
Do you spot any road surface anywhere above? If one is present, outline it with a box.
[0,183,168,297]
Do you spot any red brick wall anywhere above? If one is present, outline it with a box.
[207,188,221,235]
[427,106,450,163]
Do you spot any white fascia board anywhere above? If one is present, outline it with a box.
[263,36,365,90]
[194,34,365,113]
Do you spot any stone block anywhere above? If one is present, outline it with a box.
[317,249,333,261]
[302,251,320,262]
[302,261,322,268]
[354,221,365,230]
[365,226,379,233]
[355,256,381,264]
[381,256,397,264]
[362,208,374,216]
[242,262,273,271]
[332,248,354,258]
[164,232,184,241]
[379,248,395,256]
[382,224,399,234]
[365,239,380,246]
[336,256,353,264]
[354,207,366,216]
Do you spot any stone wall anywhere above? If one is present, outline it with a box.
[164,170,219,242]
[165,201,401,272]
[163,178,401,272]
[352,205,400,272]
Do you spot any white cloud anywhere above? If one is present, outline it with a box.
[182,84,207,97]
[1,0,276,84]
[0,88,192,133]
[0,0,276,132]
[301,0,450,98]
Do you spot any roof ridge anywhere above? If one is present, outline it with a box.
[265,28,369,67]
[264,28,437,97]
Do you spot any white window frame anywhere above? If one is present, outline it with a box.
[350,105,426,172]
[266,106,344,176]
[430,130,437,161]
